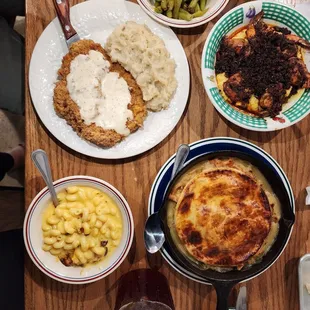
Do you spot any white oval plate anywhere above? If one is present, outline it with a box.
[29,0,189,159]
[137,0,229,28]
[23,176,134,284]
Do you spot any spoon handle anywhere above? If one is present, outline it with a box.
[171,144,190,178]
[31,149,59,206]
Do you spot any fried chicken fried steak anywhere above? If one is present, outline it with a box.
[53,40,146,147]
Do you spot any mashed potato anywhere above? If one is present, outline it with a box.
[105,21,177,111]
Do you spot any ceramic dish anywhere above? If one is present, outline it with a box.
[157,149,294,309]
[148,137,295,284]
[29,0,189,159]
[299,254,310,310]
[23,176,134,284]
[137,0,229,28]
[201,1,310,131]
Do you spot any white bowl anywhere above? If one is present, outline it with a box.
[137,0,229,28]
[23,176,134,284]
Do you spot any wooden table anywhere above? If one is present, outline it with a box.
[25,0,310,309]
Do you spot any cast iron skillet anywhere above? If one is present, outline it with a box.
[158,150,295,310]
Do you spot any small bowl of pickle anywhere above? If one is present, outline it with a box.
[137,0,229,28]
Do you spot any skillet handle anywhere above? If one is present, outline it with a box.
[213,281,237,310]
[52,0,77,41]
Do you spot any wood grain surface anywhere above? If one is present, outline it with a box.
[25,0,310,309]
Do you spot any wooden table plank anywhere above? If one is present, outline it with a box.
[25,0,310,309]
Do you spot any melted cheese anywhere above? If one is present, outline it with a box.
[248,96,259,113]
[166,158,281,272]
[42,186,123,267]
[233,29,247,40]
[216,73,229,102]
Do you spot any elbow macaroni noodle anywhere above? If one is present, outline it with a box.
[41,186,123,266]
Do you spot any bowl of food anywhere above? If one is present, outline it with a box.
[137,0,229,28]
[148,137,295,308]
[202,1,310,131]
[23,176,134,284]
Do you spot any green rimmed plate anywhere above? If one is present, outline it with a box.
[201,1,310,131]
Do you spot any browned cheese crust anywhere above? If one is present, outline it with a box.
[169,158,254,203]
[53,40,147,147]
[175,168,272,268]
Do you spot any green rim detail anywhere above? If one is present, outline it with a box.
[262,2,310,40]
[283,89,310,122]
[204,2,310,129]
[204,8,243,70]
[210,88,267,128]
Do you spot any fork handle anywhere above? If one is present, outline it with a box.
[52,0,77,41]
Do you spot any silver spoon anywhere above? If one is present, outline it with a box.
[144,144,190,254]
[31,149,59,206]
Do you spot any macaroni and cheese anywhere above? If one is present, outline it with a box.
[42,186,123,267]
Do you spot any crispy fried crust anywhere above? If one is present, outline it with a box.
[53,40,147,147]
[175,168,271,268]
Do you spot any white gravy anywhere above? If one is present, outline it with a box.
[66,50,133,136]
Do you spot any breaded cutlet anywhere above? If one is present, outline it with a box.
[53,39,147,147]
